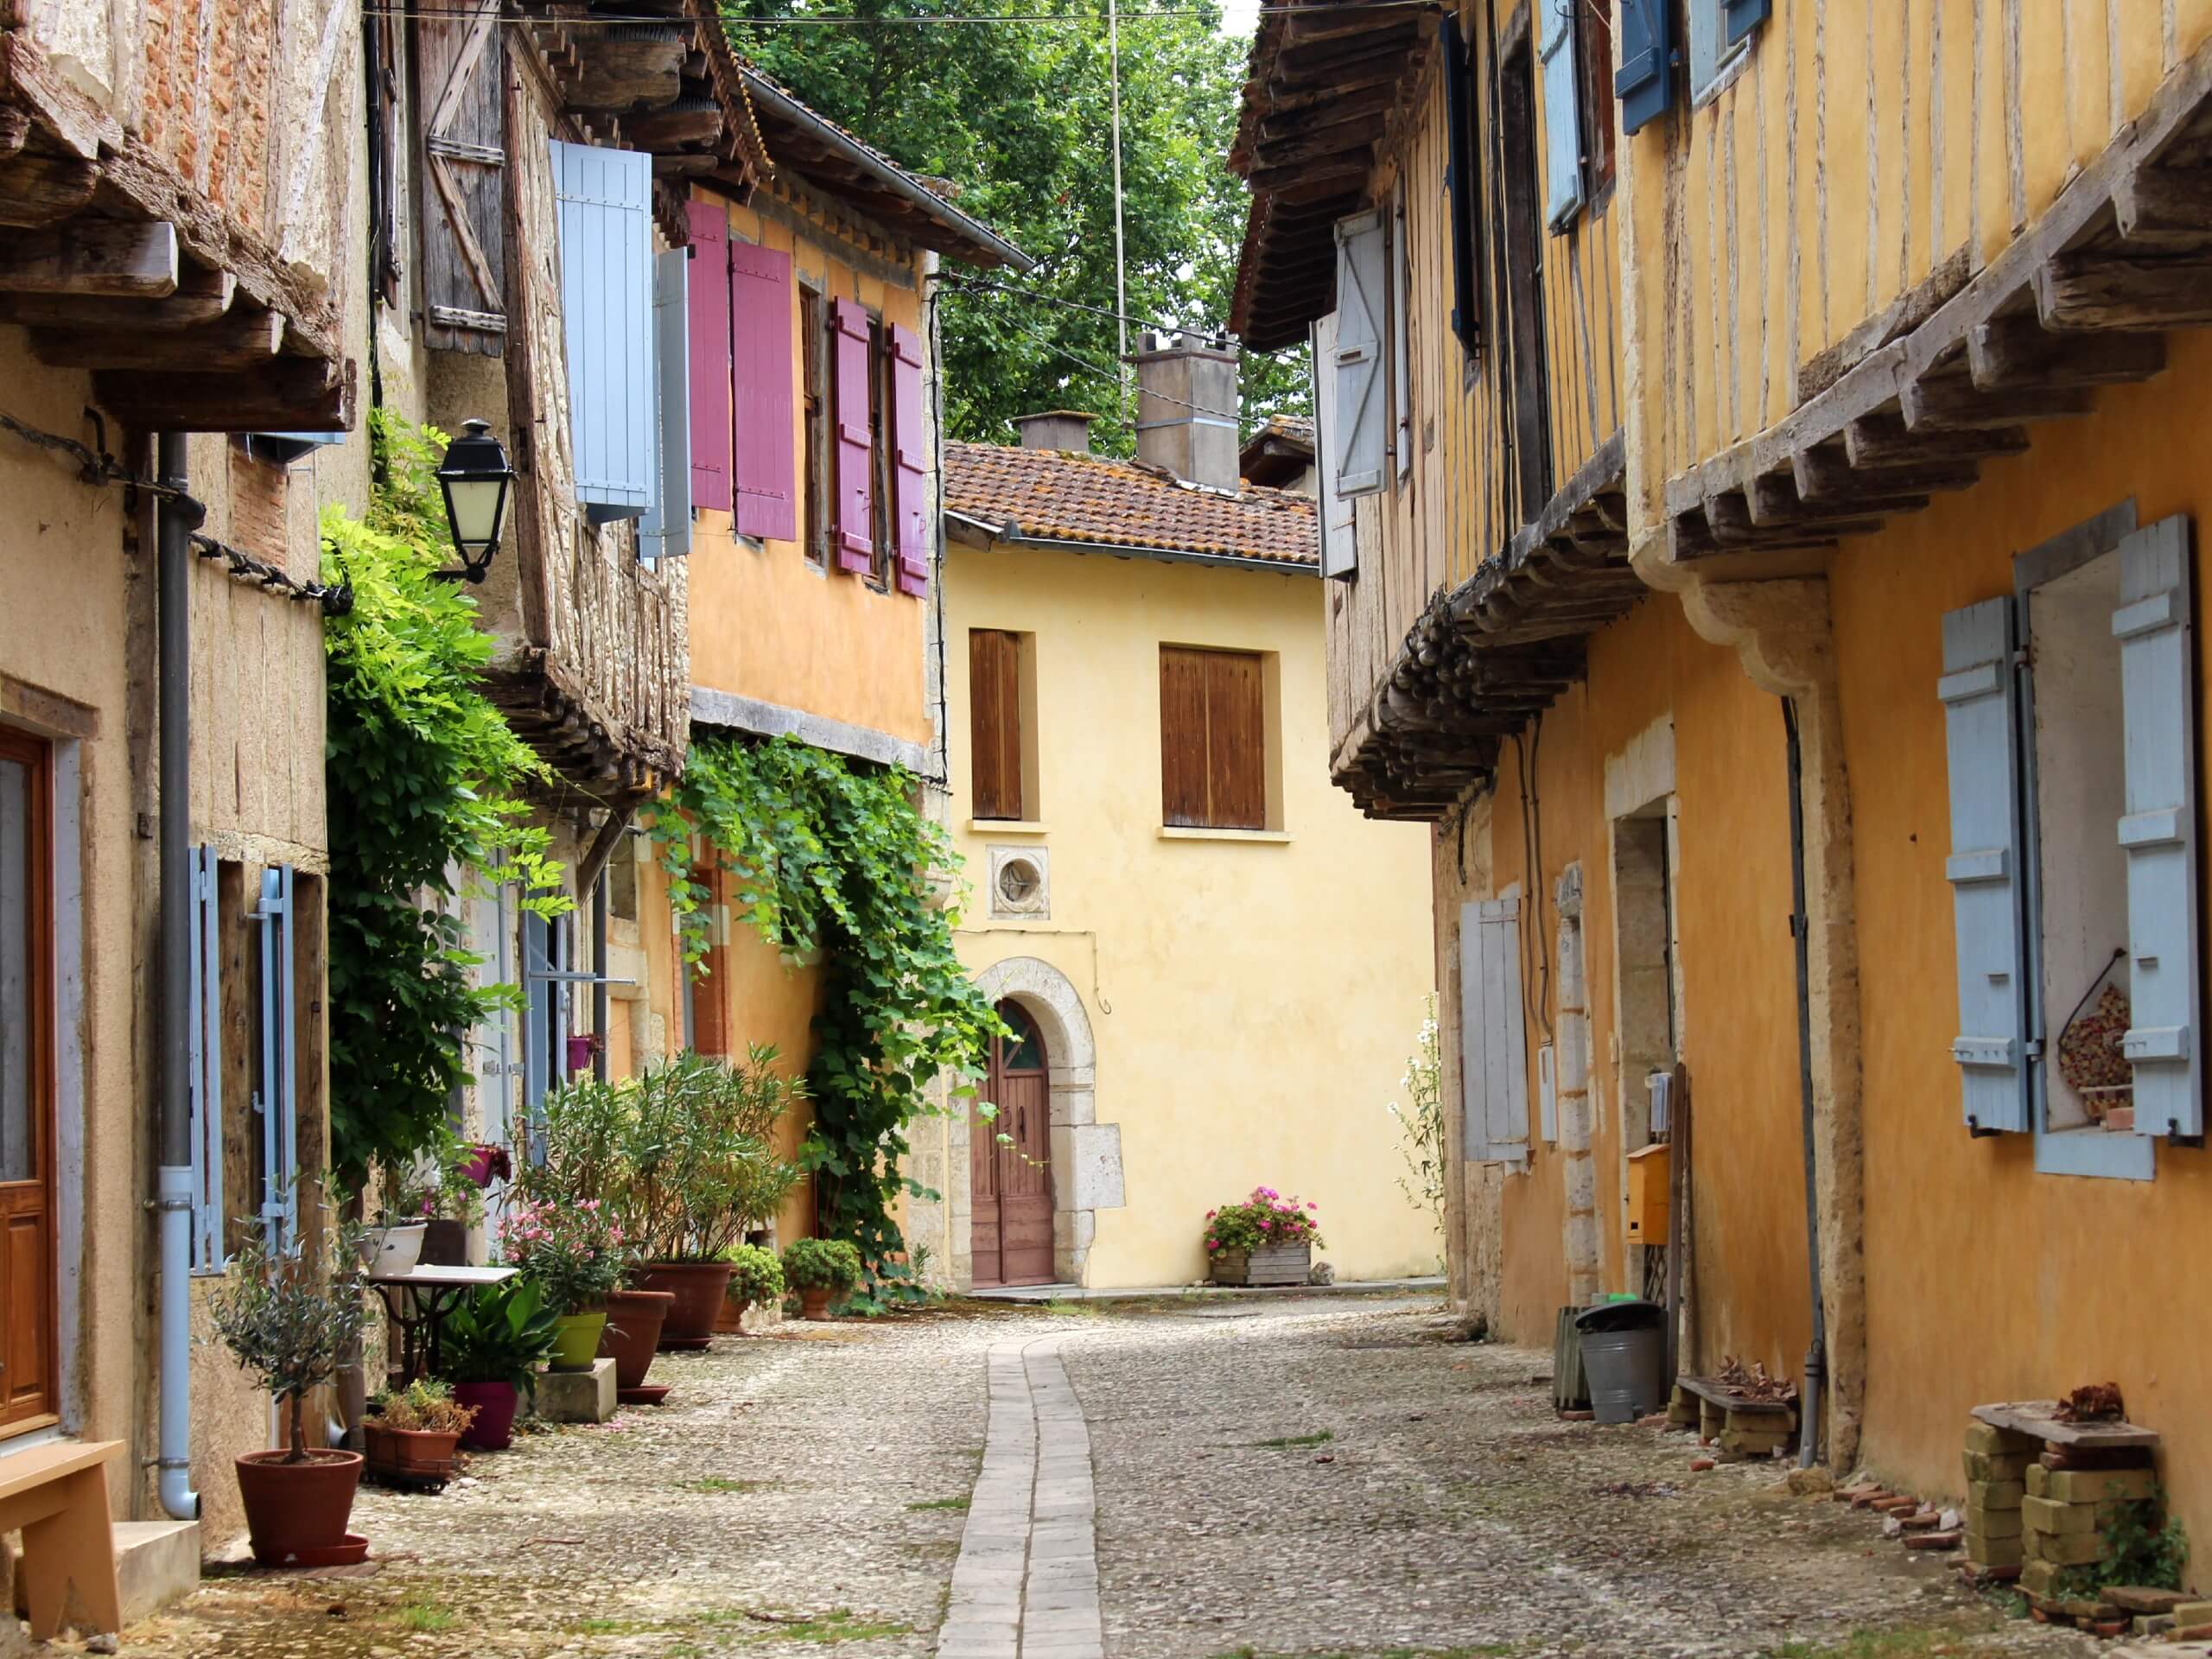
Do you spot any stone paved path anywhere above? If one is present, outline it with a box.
[109,1295,2097,1659]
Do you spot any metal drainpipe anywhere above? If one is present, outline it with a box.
[156,432,201,1521]
[1783,696,1827,1469]
[592,873,609,1084]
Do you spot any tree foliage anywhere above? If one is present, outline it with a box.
[721,0,1310,452]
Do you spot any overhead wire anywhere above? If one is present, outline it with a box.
[364,0,1440,25]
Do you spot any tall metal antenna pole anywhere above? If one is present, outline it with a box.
[1108,0,1129,413]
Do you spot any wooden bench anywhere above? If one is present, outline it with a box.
[0,1440,123,1638]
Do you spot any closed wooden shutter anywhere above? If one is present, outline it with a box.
[731,240,797,541]
[2113,515,2202,1139]
[887,322,929,597]
[1723,0,1771,47]
[1331,212,1387,499]
[1312,314,1357,579]
[1441,15,1481,356]
[830,298,874,574]
[639,248,692,563]
[969,630,1024,821]
[551,141,654,519]
[1539,0,1586,228]
[415,0,505,353]
[684,202,733,513]
[1938,597,2033,1135]
[1614,0,1674,137]
[1460,897,1529,1166]
[1160,647,1266,830]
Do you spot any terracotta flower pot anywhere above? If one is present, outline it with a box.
[235,1449,363,1567]
[362,1424,463,1485]
[714,1291,752,1335]
[549,1310,607,1372]
[598,1288,675,1389]
[633,1262,734,1350]
[799,1286,833,1321]
[452,1382,520,1450]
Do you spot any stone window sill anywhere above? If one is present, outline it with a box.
[1157,827,1292,845]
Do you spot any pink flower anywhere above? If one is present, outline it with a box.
[1258,1218,1272,1230]
[1205,1237,1217,1249]
[1205,1210,1217,1219]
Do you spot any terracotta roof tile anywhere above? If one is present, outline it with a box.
[944,442,1318,569]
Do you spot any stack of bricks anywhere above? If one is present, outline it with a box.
[1696,1394,1797,1462]
[1962,1421,2035,1575]
[2018,1461,2160,1600]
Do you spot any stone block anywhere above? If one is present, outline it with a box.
[112,1520,200,1626]
[2025,1462,2050,1497]
[2107,1588,2191,1616]
[1668,1387,1700,1428]
[1967,1478,2024,1510]
[2133,1614,2177,1637]
[536,1357,617,1423]
[1964,1450,2035,1483]
[2019,1559,2063,1599]
[1719,1427,1790,1456]
[2029,1529,2107,1567]
[2044,1468,2158,1504]
[2023,1495,2097,1535]
[1965,1421,2039,1458]
[2175,1603,2212,1628]
[1965,1503,2023,1539]
[1965,1531,2024,1567]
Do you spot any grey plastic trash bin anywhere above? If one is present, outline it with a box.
[1573,1300,1667,1424]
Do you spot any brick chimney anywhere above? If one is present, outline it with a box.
[1130,329,1239,491]
[1014,410,1096,452]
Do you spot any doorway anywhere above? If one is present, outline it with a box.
[0,728,55,1428]
[971,1000,1054,1287]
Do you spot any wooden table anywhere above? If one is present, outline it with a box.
[368,1265,517,1387]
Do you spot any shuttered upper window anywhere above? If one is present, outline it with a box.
[969,629,1033,823]
[552,141,655,520]
[1160,646,1269,832]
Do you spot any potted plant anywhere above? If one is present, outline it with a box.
[598,1285,676,1402]
[716,1242,785,1334]
[1204,1187,1324,1287]
[207,1219,371,1567]
[363,1378,478,1490]
[361,1159,433,1277]
[499,1197,630,1370]
[437,1278,561,1449]
[780,1238,862,1321]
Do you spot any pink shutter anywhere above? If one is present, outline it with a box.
[887,322,929,596]
[830,298,874,575]
[684,201,733,512]
[730,240,797,542]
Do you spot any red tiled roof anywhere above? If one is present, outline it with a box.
[944,442,1318,569]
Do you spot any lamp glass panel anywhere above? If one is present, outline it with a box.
[445,479,506,551]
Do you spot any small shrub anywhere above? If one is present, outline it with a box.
[1203,1188,1324,1259]
[726,1242,785,1305]
[782,1237,864,1292]
[369,1377,479,1436]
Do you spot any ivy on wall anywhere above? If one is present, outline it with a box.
[321,410,566,1186]
[648,734,1000,1289]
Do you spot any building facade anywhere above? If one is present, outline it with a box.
[1238,0,2212,1560]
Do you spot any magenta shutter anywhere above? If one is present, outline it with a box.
[887,322,928,596]
[830,297,874,575]
[730,240,797,542]
[683,201,733,513]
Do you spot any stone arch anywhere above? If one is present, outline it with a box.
[969,957,1122,1286]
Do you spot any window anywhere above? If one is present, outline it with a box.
[1580,0,1617,197]
[1460,895,1530,1166]
[1441,14,1482,359]
[1496,34,1554,522]
[800,283,826,567]
[1690,0,1770,102]
[868,313,891,585]
[969,629,1036,822]
[550,141,656,521]
[0,728,54,1427]
[1160,646,1270,831]
[1939,512,2199,1179]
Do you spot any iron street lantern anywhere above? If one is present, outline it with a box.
[434,418,515,584]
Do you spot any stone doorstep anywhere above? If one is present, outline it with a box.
[113,1519,200,1627]
[535,1357,617,1424]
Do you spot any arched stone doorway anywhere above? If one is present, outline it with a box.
[962,957,1122,1287]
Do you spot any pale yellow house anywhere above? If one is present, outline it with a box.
[912,336,1439,1291]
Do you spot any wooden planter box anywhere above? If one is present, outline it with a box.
[1210,1243,1310,1287]
[362,1424,462,1491]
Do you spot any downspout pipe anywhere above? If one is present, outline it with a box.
[1783,696,1827,1469]
[156,432,202,1521]
[591,872,609,1084]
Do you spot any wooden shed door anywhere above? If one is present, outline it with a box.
[0,730,54,1428]
[971,1001,1053,1287]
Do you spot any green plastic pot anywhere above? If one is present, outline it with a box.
[549,1310,607,1373]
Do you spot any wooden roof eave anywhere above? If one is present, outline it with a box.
[0,27,351,432]
[1658,33,2212,582]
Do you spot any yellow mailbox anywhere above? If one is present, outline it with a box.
[1625,1141,1671,1245]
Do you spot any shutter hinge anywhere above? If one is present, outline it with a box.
[2024,1039,2044,1060]
[2013,646,2031,670]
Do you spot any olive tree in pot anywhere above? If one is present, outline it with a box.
[207,1221,372,1567]
[780,1238,863,1321]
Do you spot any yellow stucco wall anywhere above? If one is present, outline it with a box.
[1829,327,2212,1554]
[938,536,1440,1287]
[683,185,931,752]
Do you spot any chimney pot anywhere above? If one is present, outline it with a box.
[1013,410,1097,453]
[1128,329,1240,491]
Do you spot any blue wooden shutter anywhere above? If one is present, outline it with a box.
[2114,515,2202,1139]
[188,847,225,1273]
[640,246,693,563]
[551,141,655,520]
[1441,14,1480,356]
[1723,0,1771,48]
[1615,0,1674,137]
[1460,897,1530,1166]
[252,866,299,1252]
[1332,211,1387,499]
[1938,598,2033,1135]
[1539,0,1586,228]
[1311,315,1356,579]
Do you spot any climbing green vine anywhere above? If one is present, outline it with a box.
[647,734,1000,1293]
[321,410,565,1186]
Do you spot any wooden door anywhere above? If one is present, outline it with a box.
[970,1001,1053,1287]
[0,730,54,1428]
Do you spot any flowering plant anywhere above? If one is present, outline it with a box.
[1203,1187,1324,1256]
[499,1197,632,1314]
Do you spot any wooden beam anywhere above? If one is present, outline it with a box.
[0,265,236,332]
[615,101,721,150]
[30,307,283,372]
[1899,375,2097,430]
[2034,251,2212,329]
[1255,79,1400,144]
[1245,151,1373,195]
[92,357,353,433]
[0,219,178,296]
[0,153,99,227]
[1843,412,2030,469]
[1966,314,2168,388]
[2113,167,2212,245]
[1791,442,1981,505]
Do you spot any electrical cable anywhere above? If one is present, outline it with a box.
[365,0,1441,26]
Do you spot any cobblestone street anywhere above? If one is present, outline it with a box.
[111,1296,2094,1659]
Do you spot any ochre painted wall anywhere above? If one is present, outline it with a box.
[1829,327,2212,1555]
[683,185,931,752]
[942,538,1440,1287]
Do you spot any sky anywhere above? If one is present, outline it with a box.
[1217,0,1260,36]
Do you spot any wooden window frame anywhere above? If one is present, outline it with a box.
[867,310,892,588]
[799,278,827,569]
[1579,0,1618,207]
[969,629,1035,823]
[1159,645,1274,834]
[0,727,57,1430]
